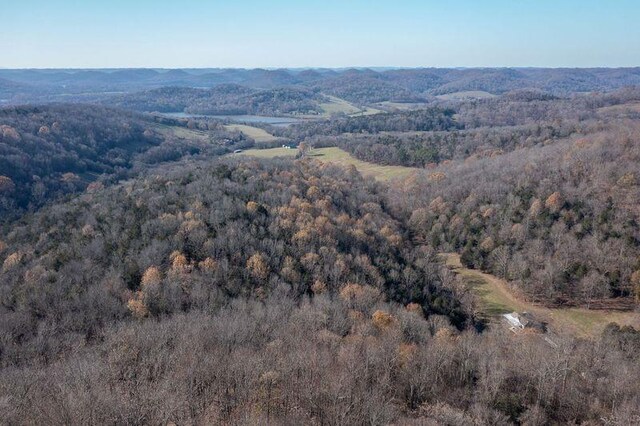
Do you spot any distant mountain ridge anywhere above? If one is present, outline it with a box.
[1,67,640,105]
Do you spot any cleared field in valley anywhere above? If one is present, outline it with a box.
[318,95,383,117]
[153,123,212,143]
[308,147,414,180]
[319,95,362,115]
[239,146,415,181]
[224,124,279,143]
[442,253,640,338]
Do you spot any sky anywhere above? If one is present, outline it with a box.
[1,0,639,69]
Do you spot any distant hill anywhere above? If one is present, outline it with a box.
[104,84,327,115]
[1,67,640,105]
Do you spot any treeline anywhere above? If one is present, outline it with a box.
[322,121,583,168]
[0,104,252,220]
[281,107,460,140]
[389,120,640,305]
[105,84,326,115]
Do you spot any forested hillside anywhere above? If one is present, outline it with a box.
[0,159,466,366]
[0,105,251,220]
[390,120,640,306]
[105,84,326,115]
[1,156,639,424]
[280,107,460,139]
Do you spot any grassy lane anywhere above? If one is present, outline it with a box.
[442,253,640,338]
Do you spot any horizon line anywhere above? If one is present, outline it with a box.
[2,66,640,71]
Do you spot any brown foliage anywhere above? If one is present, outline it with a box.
[372,310,395,329]
[0,176,16,193]
[544,191,563,212]
[406,303,424,317]
[141,266,162,288]
[2,252,22,272]
[0,125,21,142]
[246,253,270,281]
[126,295,148,318]
[37,125,50,137]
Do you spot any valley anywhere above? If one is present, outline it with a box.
[1,68,639,425]
[240,146,417,180]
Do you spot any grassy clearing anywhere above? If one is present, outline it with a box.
[350,106,384,116]
[436,91,496,101]
[308,147,414,181]
[239,146,416,181]
[319,96,362,116]
[224,124,278,143]
[318,95,383,118]
[153,124,211,143]
[442,253,640,337]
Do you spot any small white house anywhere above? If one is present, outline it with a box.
[503,312,525,329]
[503,312,546,333]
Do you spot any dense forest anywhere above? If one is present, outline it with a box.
[388,120,640,305]
[1,69,639,424]
[280,107,460,139]
[1,157,639,424]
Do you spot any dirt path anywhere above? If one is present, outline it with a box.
[442,253,640,338]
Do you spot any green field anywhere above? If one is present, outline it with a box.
[319,95,362,115]
[153,123,212,143]
[239,146,415,181]
[308,147,414,180]
[317,95,383,118]
[224,124,279,143]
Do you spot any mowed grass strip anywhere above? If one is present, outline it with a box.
[318,95,383,118]
[153,123,212,143]
[239,147,415,181]
[307,147,414,181]
[224,124,279,143]
[319,96,362,116]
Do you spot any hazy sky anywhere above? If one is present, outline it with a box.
[2,0,639,68]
